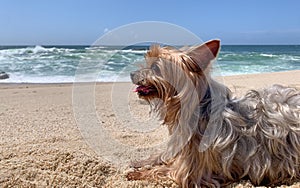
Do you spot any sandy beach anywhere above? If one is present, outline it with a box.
[1,70,300,187]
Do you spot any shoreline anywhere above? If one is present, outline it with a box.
[0,69,299,86]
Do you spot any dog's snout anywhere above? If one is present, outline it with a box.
[130,69,150,85]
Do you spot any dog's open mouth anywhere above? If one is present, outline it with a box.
[134,85,157,96]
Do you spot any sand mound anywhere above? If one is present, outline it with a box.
[0,141,177,187]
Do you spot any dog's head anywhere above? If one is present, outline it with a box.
[131,40,220,103]
[130,40,221,162]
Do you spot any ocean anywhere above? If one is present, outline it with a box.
[0,45,299,83]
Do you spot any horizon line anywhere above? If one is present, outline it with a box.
[1,43,300,46]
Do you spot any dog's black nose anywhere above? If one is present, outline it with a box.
[130,71,135,78]
[130,71,135,79]
[130,71,137,83]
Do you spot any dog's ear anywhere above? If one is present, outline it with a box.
[187,40,220,71]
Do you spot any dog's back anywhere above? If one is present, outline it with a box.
[219,84,300,185]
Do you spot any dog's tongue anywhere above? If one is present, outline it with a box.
[134,85,153,94]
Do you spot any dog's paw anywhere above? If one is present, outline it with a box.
[130,160,144,169]
[130,159,158,169]
[126,171,143,181]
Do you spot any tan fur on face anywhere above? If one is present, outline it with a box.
[128,40,300,187]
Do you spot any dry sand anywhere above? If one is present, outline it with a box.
[1,70,300,187]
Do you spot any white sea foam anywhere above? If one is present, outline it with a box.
[260,53,276,57]
[121,49,147,54]
[0,74,75,83]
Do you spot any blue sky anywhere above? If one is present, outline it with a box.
[0,0,299,45]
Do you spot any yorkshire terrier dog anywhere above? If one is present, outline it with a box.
[128,40,300,187]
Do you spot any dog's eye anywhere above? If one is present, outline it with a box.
[151,64,161,75]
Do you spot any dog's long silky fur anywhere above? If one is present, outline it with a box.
[129,40,300,187]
